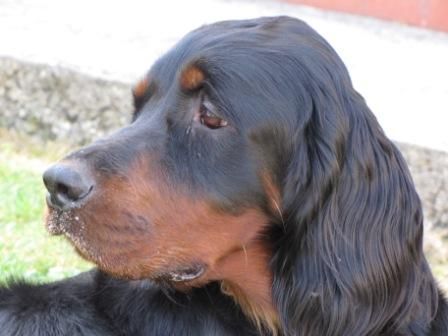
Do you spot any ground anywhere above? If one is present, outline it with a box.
[0,130,91,284]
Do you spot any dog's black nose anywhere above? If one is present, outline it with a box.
[43,163,94,210]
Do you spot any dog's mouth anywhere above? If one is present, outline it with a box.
[165,264,206,282]
[45,207,79,236]
[45,206,208,286]
[45,207,97,262]
[150,263,209,291]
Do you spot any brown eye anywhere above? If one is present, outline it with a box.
[199,104,228,129]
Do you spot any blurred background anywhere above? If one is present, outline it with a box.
[0,0,447,289]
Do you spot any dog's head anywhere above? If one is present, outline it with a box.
[44,17,296,281]
[43,16,436,335]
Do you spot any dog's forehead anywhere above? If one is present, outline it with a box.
[147,17,303,88]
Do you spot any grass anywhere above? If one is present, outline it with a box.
[0,130,92,283]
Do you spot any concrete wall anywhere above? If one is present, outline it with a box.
[0,58,131,146]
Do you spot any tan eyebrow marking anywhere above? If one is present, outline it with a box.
[132,77,150,100]
[180,65,205,91]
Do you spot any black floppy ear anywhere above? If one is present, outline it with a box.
[271,61,439,335]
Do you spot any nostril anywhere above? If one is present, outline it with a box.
[57,183,69,198]
[56,180,91,201]
[43,163,94,210]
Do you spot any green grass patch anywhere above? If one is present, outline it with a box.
[0,131,91,283]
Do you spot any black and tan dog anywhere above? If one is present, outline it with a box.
[1,16,447,336]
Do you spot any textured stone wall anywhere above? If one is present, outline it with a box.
[0,57,131,145]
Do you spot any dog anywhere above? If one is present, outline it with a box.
[1,16,447,336]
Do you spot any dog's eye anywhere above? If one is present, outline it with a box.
[199,103,228,129]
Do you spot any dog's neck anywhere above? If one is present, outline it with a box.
[211,240,280,335]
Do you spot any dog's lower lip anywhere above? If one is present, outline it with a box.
[167,264,206,282]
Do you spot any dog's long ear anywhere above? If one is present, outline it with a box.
[271,35,439,335]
